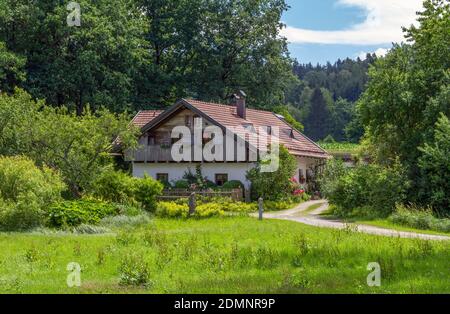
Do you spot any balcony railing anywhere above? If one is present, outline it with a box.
[125,145,174,162]
[125,144,255,162]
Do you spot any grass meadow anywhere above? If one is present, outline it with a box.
[0,217,448,294]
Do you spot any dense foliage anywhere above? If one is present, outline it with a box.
[133,175,164,212]
[246,145,297,201]
[46,198,118,228]
[90,170,137,204]
[0,156,65,230]
[0,0,294,113]
[156,199,257,219]
[418,114,450,215]
[0,89,138,196]
[320,160,409,218]
[284,57,375,142]
[91,171,163,212]
[0,0,147,114]
[357,0,449,212]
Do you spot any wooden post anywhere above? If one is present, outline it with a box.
[258,197,264,221]
[245,188,251,203]
[189,192,196,217]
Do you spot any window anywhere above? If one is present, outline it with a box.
[156,173,169,183]
[266,126,272,135]
[215,174,228,187]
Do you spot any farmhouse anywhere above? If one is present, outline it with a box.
[126,92,329,189]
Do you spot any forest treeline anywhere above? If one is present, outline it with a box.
[285,56,377,142]
[0,0,372,142]
[1,0,449,216]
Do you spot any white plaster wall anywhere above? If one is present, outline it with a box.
[293,156,322,184]
[132,162,256,188]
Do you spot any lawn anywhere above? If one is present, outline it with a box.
[0,217,448,294]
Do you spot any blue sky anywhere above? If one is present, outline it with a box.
[282,0,423,64]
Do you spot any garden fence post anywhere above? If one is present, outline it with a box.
[245,188,251,203]
[189,192,196,217]
[258,197,264,220]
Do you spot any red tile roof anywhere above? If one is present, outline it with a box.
[131,100,329,159]
[131,110,163,127]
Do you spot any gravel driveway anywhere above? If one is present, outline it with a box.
[261,200,450,241]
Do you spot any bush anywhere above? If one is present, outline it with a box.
[320,160,408,217]
[418,113,450,215]
[156,202,189,219]
[46,198,118,228]
[222,180,244,190]
[155,199,257,219]
[264,200,294,211]
[133,175,163,212]
[118,253,151,287]
[90,171,163,212]
[247,145,297,201]
[219,202,257,213]
[390,204,450,233]
[195,203,225,218]
[259,195,309,212]
[0,200,43,231]
[90,169,135,203]
[114,203,144,217]
[204,180,217,189]
[0,156,65,231]
[173,180,190,189]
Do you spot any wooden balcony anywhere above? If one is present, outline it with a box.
[125,145,174,162]
[125,144,255,163]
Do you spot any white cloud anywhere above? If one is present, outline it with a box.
[281,0,423,45]
[357,48,389,60]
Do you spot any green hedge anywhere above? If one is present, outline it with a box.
[0,156,65,231]
[173,180,190,189]
[156,200,257,219]
[320,160,408,217]
[46,198,118,228]
[222,180,244,190]
[90,171,163,212]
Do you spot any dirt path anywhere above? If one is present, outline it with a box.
[262,200,450,241]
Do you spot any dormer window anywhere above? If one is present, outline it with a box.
[267,126,272,135]
[290,129,295,139]
[243,123,255,132]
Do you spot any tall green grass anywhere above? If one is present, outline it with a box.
[0,217,448,293]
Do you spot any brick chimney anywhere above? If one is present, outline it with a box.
[232,90,247,119]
